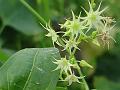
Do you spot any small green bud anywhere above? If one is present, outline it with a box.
[69,58,77,64]
[91,0,96,8]
[79,60,93,68]
[91,31,98,39]
[92,3,96,8]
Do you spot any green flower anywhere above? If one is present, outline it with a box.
[64,73,84,86]
[82,1,107,32]
[60,11,86,37]
[53,57,73,74]
[63,38,80,54]
[41,22,60,46]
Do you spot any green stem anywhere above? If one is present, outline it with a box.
[20,0,47,25]
[70,35,82,59]
[58,37,71,54]
[69,54,89,90]
[77,66,89,90]
[68,55,89,90]
[69,52,89,90]
[69,36,89,90]
[43,0,50,21]
[58,37,65,46]
[70,48,76,59]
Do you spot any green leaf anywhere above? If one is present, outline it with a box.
[0,0,43,35]
[56,87,68,90]
[0,48,60,90]
[67,83,83,90]
[94,76,120,90]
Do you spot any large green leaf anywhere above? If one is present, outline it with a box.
[0,0,43,35]
[0,48,60,90]
[56,87,68,90]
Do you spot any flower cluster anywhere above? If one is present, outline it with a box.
[43,0,116,86]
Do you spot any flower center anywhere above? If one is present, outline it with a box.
[70,75,77,82]
[90,13,97,22]
[72,21,80,32]
[62,59,69,66]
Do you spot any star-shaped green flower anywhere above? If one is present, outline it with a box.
[60,11,86,37]
[82,1,107,32]
[53,57,73,74]
[41,22,60,46]
[64,73,84,86]
[63,38,80,54]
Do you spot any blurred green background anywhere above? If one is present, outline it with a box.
[0,0,120,90]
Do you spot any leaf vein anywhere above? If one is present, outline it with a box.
[23,49,39,90]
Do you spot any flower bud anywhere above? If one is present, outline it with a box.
[79,60,93,68]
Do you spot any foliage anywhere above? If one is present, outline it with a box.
[0,48,60,90]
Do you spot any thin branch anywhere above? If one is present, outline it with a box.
[20,0,47,25]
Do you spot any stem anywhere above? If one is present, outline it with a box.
[70,48,76,59]
[70,34,82,59]
[58,37,71,54]
[58,37,65,46]
[69,35,89,90]
[69,52,89,90]
[20,0,47,25]
[77,66,89,90]
[43,0,50,21]
[69,54,89,90]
